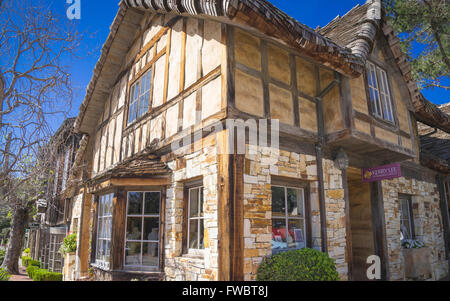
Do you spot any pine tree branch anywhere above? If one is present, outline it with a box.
[423,0,450,71]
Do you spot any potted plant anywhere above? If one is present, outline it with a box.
[60,233,77,281]
[401,239,432,280]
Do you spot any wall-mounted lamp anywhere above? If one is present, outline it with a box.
[334,148,349,170]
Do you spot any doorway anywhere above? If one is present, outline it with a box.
[347,167,376,281]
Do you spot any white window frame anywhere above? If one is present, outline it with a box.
[95,193,113,270]
[127,69,152,125]
[271,185,306,253]
[187,186,205,254]
[367,62,395,123]
[124,191,161,271]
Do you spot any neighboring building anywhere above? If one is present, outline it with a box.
[67,0,449,281]
[26,118,82,274]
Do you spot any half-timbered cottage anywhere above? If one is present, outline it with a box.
[68,0,450,281]
[26,118,82,273]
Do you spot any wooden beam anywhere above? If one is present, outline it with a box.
[370,181,390,281]
[342,168,353,281]
[217,129,231,281]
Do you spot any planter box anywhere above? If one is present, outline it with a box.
[63,252,76,281]
[402,247,432,280]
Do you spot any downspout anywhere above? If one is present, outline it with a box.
[315,66,328,253]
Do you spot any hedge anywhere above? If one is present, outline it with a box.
[31,269,63,281]
[26,266,39,279]
[27,259,40,268]
[0,249,5,265]
[21,256,32,267]
[257,248,340,281]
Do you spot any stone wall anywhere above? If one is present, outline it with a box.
[163,134,219,281]
[242,144,348,280]
[322,159,348,280]
[382,177,448,280]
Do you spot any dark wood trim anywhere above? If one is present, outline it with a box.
[90,196,99,264]
[289,54,300,127]
[370,181,390,281]
[159,187,166,271]
[340,75,353,130]
[111,188,125,270]
[342,168,353,281]
[314,64,328,253]
[260,40,270,119]
[231,154,244,281]
[226,25,236,110]
[437,175,450,262]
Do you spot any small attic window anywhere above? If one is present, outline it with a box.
[367,62,394,123]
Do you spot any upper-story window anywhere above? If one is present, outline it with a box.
[367,62,394,123]
[128,69,152,125]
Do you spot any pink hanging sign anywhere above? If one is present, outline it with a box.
[362,163,402,183]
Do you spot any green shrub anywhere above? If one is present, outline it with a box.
[257,248,340,281]
[61,233,77,255]
[21,256,32,267]
[32,269,62,281]
[23,248,30,255]
[28,259,40,268]
[0,249,5,265]
[0,268,10,281]
[26,265,39,279]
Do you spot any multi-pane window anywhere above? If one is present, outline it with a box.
[128,70,152,125]
[96,194,113,269]
[271,186,306,253]
[399,196,415,240]
[125,192,160,270]
[367,62,394,122]
[188,187,205,250]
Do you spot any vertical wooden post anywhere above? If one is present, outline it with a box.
[342,168,353,281]
[370,181,390,281]
[436,174,450,267]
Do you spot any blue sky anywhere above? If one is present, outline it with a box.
[53,0,448,130]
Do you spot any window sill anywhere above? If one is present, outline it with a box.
[90,262,110,272]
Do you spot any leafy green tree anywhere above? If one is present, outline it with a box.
[384,0,449,91]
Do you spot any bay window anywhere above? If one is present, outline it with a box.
[95,193,113,269]
[125,191,160,270]
[367,62,394,123]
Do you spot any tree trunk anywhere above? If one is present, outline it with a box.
[0,206,29,274]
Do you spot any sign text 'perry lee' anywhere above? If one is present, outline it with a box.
[362,163,402,183]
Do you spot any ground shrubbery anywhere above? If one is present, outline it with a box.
[21,256,32,267]
[31,269,63,281]
[23,258,62,281]
[0,268,10,281]
[257,248,340,281]
[0,249,5,265]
